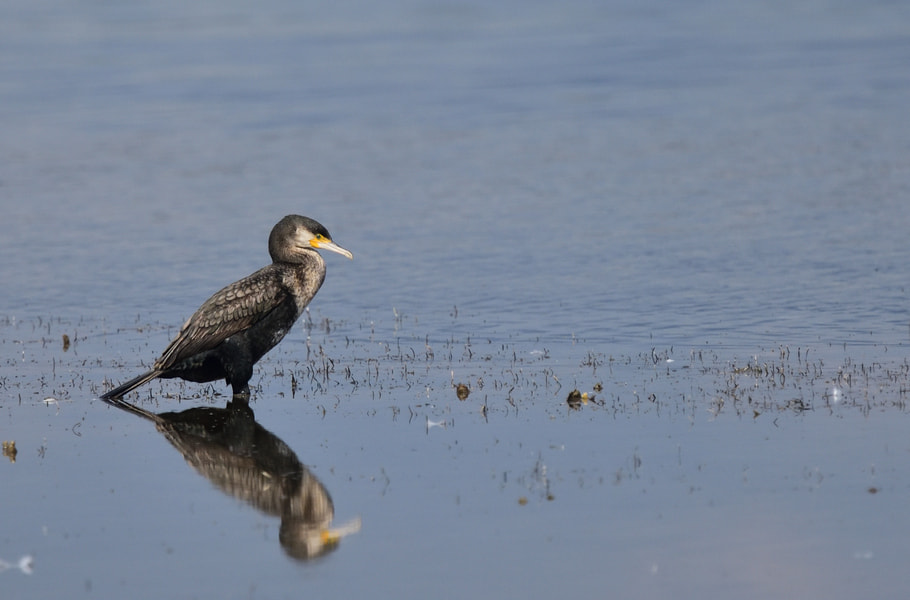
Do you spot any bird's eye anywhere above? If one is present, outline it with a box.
[309,233,326,249]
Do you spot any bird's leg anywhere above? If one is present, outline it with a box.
[232,383,251,401]
[233,383,250,403]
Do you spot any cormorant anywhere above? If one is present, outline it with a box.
[100,215,352,400]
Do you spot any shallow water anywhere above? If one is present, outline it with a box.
[3,0,910,598]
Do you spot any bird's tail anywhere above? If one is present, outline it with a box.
[100,370,162,400]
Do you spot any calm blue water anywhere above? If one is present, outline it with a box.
[3,1,910,598]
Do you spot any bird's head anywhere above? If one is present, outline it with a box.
[269,215,353,263]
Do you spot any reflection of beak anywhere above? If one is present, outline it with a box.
[320,516,363,544]
[312,238,354,260]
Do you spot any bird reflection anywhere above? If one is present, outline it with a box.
[101,396,360,560]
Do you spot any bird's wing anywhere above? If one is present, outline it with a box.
[154,267,288,370]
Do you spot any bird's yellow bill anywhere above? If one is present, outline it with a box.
[311,236,353,259]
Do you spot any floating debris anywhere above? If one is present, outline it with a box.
[517,497,528,506]
[593,382,603,392]
[566,389,589,410]
[455,383,470,400]
[0,555,33,575]
[43,397,59,406]
[2,441,16,463]
[62,334,70,351]
[786,398,810,412]
[426,417,447,432]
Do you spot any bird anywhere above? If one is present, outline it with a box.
[100,215,352,400]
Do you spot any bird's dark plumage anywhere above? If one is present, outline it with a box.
[101,215,352,400]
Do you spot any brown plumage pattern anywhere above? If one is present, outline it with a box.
[155,266,291,370]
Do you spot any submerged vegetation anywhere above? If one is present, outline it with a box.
[1,314,907,423]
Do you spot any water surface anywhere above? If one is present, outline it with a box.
[2,1,910,598]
